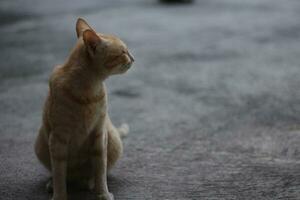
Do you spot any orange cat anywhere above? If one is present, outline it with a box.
[34,18,134,200]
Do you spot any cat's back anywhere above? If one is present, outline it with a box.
[49,64,68,88]
[45,65,81,126]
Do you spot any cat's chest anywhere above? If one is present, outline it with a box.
[68,102,106,156]
[83,102,106,133]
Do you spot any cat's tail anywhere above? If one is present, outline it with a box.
[118,123,129,138]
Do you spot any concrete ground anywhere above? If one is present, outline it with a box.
[1,0,300,199]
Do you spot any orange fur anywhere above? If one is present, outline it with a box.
[34,18,133,200]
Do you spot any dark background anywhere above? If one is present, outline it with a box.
[1,0,300,199]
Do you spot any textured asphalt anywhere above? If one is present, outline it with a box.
[1,0,300,199]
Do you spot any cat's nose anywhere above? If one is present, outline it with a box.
[128,52,135,62]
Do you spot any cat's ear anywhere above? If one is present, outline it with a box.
[76,18,94,38]
[83,29,101,56]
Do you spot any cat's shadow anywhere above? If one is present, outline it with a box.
[39,175,124,200]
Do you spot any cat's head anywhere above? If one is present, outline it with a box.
[75,18,134,76]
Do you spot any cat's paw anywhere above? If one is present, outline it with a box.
[96,192,114,200]
[118,123,129,138]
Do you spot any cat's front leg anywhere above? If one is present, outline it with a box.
[91,127,114,200]
[49,132,68,200]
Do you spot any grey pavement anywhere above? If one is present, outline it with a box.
[1,0,300,199]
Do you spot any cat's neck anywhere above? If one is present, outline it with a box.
[63,45,107,100]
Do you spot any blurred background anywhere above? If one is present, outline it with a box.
[1,0,300,199]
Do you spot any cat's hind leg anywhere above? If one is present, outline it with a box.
[34,125,51,171]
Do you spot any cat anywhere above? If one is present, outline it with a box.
[34,18,134,200]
